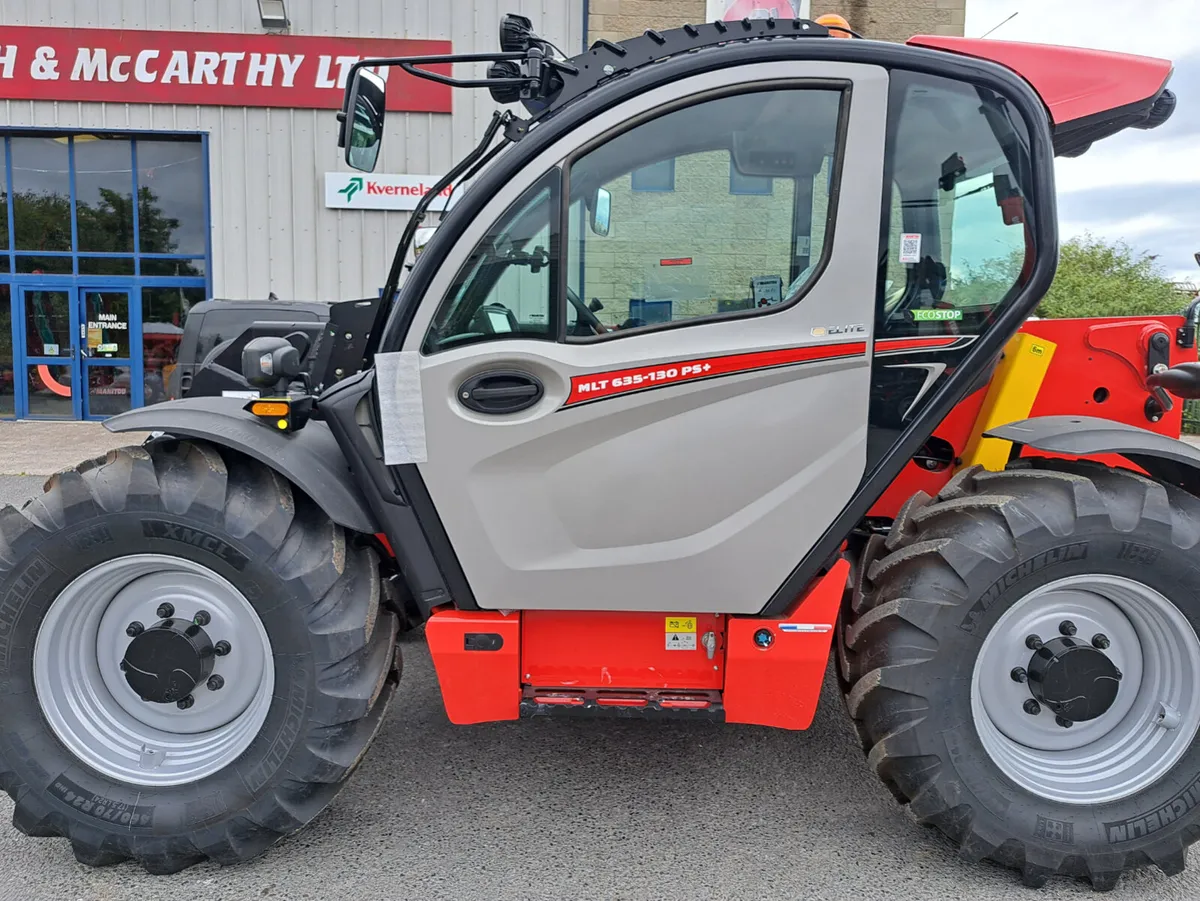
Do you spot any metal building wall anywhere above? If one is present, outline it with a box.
[0,0,586,301]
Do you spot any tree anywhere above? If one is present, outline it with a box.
[954,234,1186,319]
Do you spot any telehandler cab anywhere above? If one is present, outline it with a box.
[1,11,1197,890]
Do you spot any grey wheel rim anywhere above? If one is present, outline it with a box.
[33,554,274,787]
[971,574,1200,805]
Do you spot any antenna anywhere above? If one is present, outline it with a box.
[979,11,1019,39]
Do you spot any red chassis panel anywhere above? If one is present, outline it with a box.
[426,609,521,725]
[425,565,850,728]
[522,611,725,690]
[724,559,849,731]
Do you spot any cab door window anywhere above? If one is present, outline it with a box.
[877,71,1036,337]
[566,87,847,337]
[423,171,559,354]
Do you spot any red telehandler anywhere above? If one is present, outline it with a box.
[0,11,1196,891]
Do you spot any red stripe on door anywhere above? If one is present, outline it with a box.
[565,342,867,407]
[875,336,962,354]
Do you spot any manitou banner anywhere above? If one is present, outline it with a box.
[0,26,452,111]
[706,1,811,20]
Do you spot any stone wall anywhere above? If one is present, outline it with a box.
[587,0,965,45]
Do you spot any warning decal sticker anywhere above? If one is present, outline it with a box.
[899,232,922,263]
[564,342,867,408]
[666,633,698,651]
[665,616,697,651]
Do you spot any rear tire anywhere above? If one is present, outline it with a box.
[0,440,399,873]
[841,459,1200,890]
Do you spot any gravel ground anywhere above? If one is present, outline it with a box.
[1,439,1200,899]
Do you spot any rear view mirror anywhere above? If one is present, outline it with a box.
[589,188,611,237]
[344,69,387,172]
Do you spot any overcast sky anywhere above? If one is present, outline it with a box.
[963,0,1200,285]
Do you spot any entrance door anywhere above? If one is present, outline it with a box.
[18,285,78,419]
[79,288,138,419]
[16,285,139,419]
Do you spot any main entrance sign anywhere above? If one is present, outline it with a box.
[0,27,452,111]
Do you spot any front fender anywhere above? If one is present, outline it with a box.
[986,415,1200,492]
[105,398,377,534]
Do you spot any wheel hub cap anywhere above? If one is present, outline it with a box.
[122,618,215,704]
[1026,637,1120,722]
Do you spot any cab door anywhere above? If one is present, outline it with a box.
[390,62,889,615]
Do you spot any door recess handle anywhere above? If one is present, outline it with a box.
[458,370,545,414]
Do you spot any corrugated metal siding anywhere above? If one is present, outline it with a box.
[0,0,586,300]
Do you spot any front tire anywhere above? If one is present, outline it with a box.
[841,459,1200,890]
[0,440,399,873]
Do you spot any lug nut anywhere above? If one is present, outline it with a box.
[214,640,231,657]
[193,610,211,627]
[753,629,774,649]
[1059,620,1077,637]
[207,675,224,692]
[1025,635,1043,650]
[157,603,175,619]
[1023,699,1041,716]
[177,695,194,710]
[1092,633,1111,650]
[125,621,144,637]
[1010,667,1028,683]
[1056,716,1073,729]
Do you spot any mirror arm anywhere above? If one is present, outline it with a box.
[366,109,514,361]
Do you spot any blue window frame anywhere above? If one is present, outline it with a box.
[0,128,212,419]
[730,159,774,195]
[631,159,675,193]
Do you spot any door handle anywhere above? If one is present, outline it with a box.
[458,370,545,414]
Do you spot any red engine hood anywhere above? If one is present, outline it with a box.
[908,35,1175,156]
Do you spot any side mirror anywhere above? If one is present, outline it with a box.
[343,69,387,173]
[589,187,611,237]
[587,298,604,313]
[413,226,439,260]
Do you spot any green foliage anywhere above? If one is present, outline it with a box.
[953,233,1185,319]
[1037,234,1184,319]
[6,187,201,278]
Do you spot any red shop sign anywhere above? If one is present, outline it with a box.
[0,26,452,112]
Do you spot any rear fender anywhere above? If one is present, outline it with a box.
[986,415,1200,492]
[104,397,377,534]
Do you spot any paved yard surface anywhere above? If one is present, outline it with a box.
[0,424,1199,900]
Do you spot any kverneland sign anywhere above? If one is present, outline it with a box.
[0,26,452,111]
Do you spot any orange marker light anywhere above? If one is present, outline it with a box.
[250,401,290,417]
[816,13,852,37]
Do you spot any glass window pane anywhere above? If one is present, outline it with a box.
[26,364,74,418]
[78,256,135,276]
[423,172,558,354]
[142,286,205,404]
[11,137,72,252]
[567,89,843,335]
[23,288,72,358]
[75,136,134,252]
[0,285,13,417]
[15,255,72,274]
[87,365,133,417]
[140,257,206,278]
[136,140,207,255]
[0,140,8,252]
[82,291,131,358]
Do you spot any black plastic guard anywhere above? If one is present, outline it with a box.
[104,397,377,534]
[986,415,1200,493]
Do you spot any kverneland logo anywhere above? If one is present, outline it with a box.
[339,176,364,202]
